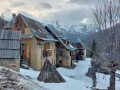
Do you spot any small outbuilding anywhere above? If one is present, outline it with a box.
[0,30,21,71]
[71,37,86,60]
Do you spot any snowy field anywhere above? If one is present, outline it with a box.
[20,58,120,90]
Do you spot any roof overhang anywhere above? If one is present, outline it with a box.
[21,34,34,38]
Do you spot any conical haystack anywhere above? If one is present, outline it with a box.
[37,59,66,83]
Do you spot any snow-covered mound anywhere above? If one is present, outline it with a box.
[0,67,47,90]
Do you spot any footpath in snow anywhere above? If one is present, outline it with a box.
[20,58,120,90]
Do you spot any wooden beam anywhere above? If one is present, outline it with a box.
[21,38,31,40]
[36,38,43,41]
[29,39,31,65]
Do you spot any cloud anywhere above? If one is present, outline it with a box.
[44,7,92,24]
[9,1,52,10]
[0,0,93,24]
[37,2,52,9]
[81,18,88,24]
[10,2,24,7]
[69,0,93,5]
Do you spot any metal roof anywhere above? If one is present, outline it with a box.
[21,35,34,38]
[58,38,76,51]
[45,25,76,51]
[46,25,64,38]
[3,13,56,41]
[0,30,21,59]
[71,36,86,49]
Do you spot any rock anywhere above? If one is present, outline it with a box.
[20,64,29,69]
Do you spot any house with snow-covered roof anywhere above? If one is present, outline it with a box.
[3,13,57,70]
[45,25,76,68]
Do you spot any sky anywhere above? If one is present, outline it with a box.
[0,0,94,25]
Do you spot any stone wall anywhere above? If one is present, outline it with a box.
[0,58,20,72]
[56,49,71,68]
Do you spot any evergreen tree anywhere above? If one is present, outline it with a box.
[90,39,96,57]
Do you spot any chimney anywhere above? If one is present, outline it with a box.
[12,13,16,25]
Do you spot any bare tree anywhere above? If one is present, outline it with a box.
[93,0,120,90]
[0,13,7,29]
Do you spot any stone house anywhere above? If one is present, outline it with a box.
[0,30,21,71]
[45,25,76,68]
[71,37,86,60]
[3,13,57,70]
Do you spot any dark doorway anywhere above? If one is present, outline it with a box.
[59,60,63,67]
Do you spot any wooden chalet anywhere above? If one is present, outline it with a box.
[0,30,21,71]
[71,37,86,60]
[3,13,57,70]
[45,25,76,68]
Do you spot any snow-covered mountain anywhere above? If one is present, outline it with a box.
[42,21,95,41]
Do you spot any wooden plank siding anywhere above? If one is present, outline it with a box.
[23,44,27,57]
[0,30,21,59]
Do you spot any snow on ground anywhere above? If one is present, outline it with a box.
[20,58,120,90]
[20,68,40,79]
[0,66,47,90]
[116,70,120,74]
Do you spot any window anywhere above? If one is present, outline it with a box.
[44,43,50,51]
[22,29,25,34]
[67,41,69,45]
[70,52,71,56]
[70,51,73,56]
[52,44,53,49]
[54,50,56,56]
[47,43,50,49]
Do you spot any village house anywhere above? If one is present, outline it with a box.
[45,25,76,68]
[3,13,57,70]
[0,30,21,71]
[71,37,86,60]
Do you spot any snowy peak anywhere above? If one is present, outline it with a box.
[42,21,95,41]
